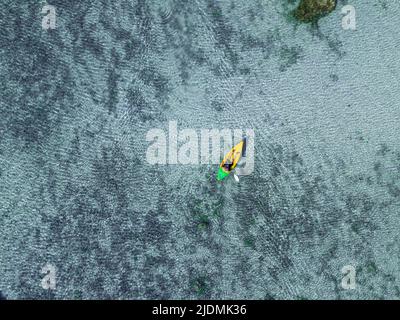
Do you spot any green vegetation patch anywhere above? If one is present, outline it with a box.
[192,277,208,296]
[366,261,378,274]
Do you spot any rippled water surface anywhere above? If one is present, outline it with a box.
[0,0,399,299]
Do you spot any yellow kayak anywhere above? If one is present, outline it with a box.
[217,138,246,181]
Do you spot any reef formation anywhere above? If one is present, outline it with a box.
[293,0,337,23]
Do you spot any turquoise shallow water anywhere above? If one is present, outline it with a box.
[0,0,399,299]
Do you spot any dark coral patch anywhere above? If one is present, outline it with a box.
[293,0,337,23]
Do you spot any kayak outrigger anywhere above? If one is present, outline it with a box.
[217,137,247,181]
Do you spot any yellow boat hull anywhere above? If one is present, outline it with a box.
[217,139,245,181]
